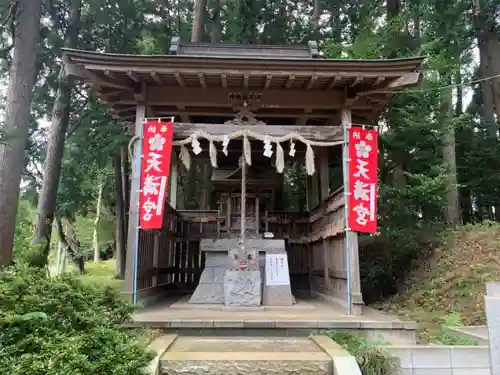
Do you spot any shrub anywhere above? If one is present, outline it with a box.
[0,265,153,375]
[328,332,397,375]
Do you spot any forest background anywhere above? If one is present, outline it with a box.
[0,0,499,303]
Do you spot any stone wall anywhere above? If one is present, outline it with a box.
[383,345,491,375]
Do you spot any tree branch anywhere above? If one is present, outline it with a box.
[0,0,18,31]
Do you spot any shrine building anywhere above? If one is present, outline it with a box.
[62,38,423,316]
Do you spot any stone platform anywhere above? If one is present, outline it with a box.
[170,295,312,311]
[148,334,362,375]
[132,297,417,345]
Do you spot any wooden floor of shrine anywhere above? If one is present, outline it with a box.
[131,295,417,344]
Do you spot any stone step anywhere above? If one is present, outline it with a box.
[147,334,362,375]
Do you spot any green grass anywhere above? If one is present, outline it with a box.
[379,222,500,343]
[77,259,124,292]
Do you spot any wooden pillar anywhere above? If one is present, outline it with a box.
[255,194,260,235]
[200,160,211,209]
[341,107,363,315]
[169,152,179,209]
[317,147,330,202]
[317,147,330,290]
[123,104,146,300]
[306,175,314,212]
[152,231,160,287]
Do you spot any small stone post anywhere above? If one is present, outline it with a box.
[485,282,500,375]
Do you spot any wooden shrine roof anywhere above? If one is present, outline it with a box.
[62,39,424,125]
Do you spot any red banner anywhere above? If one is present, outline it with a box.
[139,120,174,229]
[348,127,378,233]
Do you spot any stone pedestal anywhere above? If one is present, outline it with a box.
[189,239,293,307]
[224,270,261,307]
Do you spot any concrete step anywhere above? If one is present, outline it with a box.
[147,334,362,375]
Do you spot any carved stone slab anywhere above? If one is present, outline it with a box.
[189,252,226,304]
[224,270,261,307]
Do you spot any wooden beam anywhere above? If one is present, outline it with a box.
[221,73,227,88]
[171,123,344,142]
[147,106,157,117]
[264,74,272,89]
[369,72,421,92]
[296,117,308,125]
[112,86,347,109]
[198,72,206,89]
[81,62,415,80]
[153,109,347,119]
[176,105,189,122]
[307,75,318,90]
[98,89,122,98]
[133,81,147,102]
[150,71,163,85]
[84,70,132,90]
[127,70,139,83]
[174,72,186,87]
[285,74,295,89]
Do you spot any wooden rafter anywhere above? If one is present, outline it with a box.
[243,73,249,89]
[150,71,163,84]
[221,73,227,88]
[264,74,272,89]
[285,74,295,89]
[307,75,318,90]
[198,72,206,88]
[327,75,341,90]
[174,72,186,87]
[127,70,139,83]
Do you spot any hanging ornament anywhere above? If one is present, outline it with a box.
[289,139,296,157]
[243,135,252,165]
[209,140,218,168]
[191,136,202,155]
[275,141,285,173]
[305,143,315,175]
[263,136,273,158]
[179,145,191,170]
[222,135,230,156]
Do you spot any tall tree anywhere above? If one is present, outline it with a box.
[192,0,206,42]
[33,0,82,259]
[0,0,42,267]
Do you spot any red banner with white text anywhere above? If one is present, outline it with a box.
[139,120,174,229]
[348,127,378,233]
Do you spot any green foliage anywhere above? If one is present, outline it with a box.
[0,265,153,375]
[432,313,479,345]
[327,332,397,375]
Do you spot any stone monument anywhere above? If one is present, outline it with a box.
[262,246,294,306]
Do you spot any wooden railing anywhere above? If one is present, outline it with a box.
[136,204,205,293]
[308,187,348,303]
